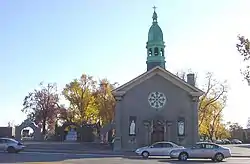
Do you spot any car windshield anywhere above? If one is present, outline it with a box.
[151,142,176,148]
[5,138,18,143]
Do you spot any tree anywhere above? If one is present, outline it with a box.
[93,79,117,125]
[59,106,77,123]
[175,69,197,85]
[22,82,62,135]
[62,74,98,124]
[176,71,229,139]
[215,124,230,139]
[247,117,250,129]
[227,122,244,139]
[206,99,227,140]
[198,98,229,140]
[176,71,187,81]
[236,35,250,84]
[198,72,228,130]
[228,122,243,132]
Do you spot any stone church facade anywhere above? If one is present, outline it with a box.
[112,8,204,151]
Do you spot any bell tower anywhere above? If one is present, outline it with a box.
[146,6,166,71]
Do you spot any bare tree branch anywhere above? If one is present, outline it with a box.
[198,72,228,128]
[236,35,250,85]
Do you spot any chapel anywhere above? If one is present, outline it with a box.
[112,7,204,151]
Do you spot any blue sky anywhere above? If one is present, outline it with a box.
[1,0,250,127]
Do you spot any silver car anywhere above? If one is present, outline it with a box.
[135,141,184,159]
[231,139,242,144]
[170,142,231,162]
[0,138,25,153]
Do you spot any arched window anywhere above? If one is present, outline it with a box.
[154,47,159,56]
[148,48,152,56]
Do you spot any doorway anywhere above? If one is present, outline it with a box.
[151,120,164,143]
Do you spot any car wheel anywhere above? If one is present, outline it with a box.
[141,151,149,159]
[214,153,224,162]
[7,146,16,153]
[178,152,188,161]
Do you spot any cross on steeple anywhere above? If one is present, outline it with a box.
[152,6,158,23]
[153,6,157,12]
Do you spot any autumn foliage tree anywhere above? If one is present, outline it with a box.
[176,71,230,140]
[62,74,118,126]
[198,72,229,140]
[93,79,117,125]
[22,82,63,135]
[62,74,98,124]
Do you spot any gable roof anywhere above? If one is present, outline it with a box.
[113,66,204,97]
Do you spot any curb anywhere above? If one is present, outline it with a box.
[231,155,250,158]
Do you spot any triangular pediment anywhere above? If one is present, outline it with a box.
[112,66,204,97]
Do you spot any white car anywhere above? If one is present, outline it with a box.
[135,141,184,159]
[0,138,25,153]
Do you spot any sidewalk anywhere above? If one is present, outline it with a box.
[228,146,250,158]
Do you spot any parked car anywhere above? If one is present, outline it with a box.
[135,141,184,159]
[0,138,25,153]
[170,142,231,162]
[231,139,242,144]
[21,136,34,141]
[200,139,212,143]
[215,140,224,144]
[222,139,231,144]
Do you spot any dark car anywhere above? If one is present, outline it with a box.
[231,139,242,144]
[222,139,231,144]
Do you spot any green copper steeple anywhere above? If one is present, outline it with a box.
[146,6,166,71]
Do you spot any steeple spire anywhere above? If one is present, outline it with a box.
[146,6,166,71]
[152,6,158,23]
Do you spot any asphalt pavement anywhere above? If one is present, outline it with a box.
[0,152,249,164]
[22,142,250,157]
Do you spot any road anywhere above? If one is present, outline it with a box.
[0,152,249,164]
[22,142,250,157]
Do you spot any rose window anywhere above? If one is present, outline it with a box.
[148,92,166,109]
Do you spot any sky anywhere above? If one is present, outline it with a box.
[1,0,250,128]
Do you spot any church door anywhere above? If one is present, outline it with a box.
[151,121,164,144]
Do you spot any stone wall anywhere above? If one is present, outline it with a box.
[0,127,14,137]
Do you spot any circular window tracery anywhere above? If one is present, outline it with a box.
[148,92,166,109]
